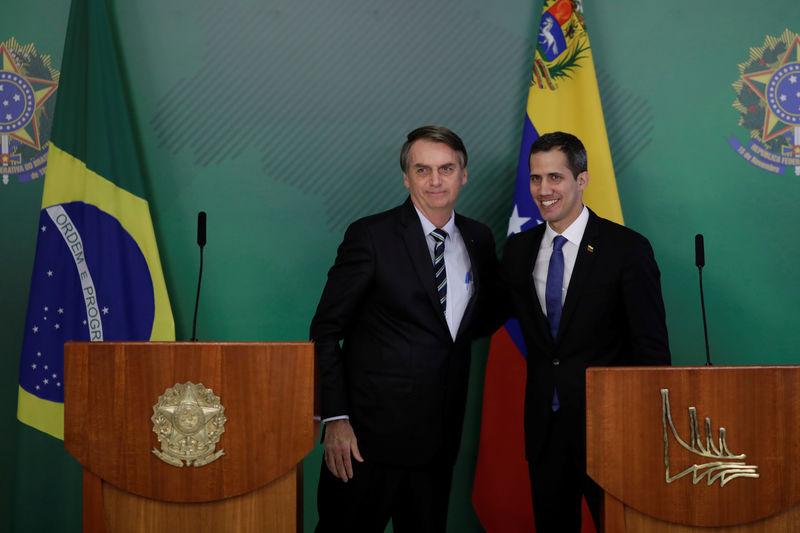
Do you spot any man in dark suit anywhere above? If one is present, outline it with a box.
[310,126,497,532]
[501,132,670,532]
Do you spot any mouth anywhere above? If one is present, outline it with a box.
[540,198,559,208]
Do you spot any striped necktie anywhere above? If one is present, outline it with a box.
[431,228,448,312]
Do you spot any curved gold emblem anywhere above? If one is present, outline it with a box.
[151,382,226,467]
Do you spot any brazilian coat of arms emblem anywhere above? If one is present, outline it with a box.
[151,382,227,467]
[728,29,800,175]
[0,37,58,185]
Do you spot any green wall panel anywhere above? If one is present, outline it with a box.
[2,1,800,531]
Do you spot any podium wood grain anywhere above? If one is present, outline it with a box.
[64,341,314,532]
[586,366,800,531]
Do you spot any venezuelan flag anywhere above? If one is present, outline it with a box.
[473,1,620,531]
[16,0,174,440]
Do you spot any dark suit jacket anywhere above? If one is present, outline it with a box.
[310,197,497,467]
[501,209,670,462]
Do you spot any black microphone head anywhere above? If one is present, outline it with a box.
[197,211,207,247]
[695,234,705,268]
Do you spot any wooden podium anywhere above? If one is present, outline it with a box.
[586,366,800,532]
[63,342,315,533]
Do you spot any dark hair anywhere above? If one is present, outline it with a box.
[529,131,587,178]
[399,126,467,172]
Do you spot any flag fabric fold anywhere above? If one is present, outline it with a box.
[472,1,621,530]
[17,0,174,440]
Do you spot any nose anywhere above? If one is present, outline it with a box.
[430,170,444,186]
[537,179,553,195]
[530,180,547,197]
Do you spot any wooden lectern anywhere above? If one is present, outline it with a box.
[586,366,800,532]
[64,342,315,533]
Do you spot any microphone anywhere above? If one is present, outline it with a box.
[695,234,705,268]
[191,212,207,341]
[197,211,207,247]
[695,234,711,365]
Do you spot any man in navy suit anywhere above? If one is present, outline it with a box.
[501,132,670,532]
[310,126,497,532]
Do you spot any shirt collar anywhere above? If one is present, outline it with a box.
[544,205,589,247]
[414,205,456,237]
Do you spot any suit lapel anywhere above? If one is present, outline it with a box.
[454,216,480,340]
[558,210,600,339]
[400,199,450,333]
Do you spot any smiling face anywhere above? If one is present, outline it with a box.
[529,148,589,234]
[403,139,467,227]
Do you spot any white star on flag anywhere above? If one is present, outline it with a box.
[507,204,531,236]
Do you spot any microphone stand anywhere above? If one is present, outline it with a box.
[191,212,206,341]
[697,264,711,366]
[695,234,711,365]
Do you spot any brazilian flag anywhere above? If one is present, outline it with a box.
[16,0,174,440]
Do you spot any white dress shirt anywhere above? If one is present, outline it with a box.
[533,206,589,315]
[415,206,472,340]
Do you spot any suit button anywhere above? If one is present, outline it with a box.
[552,359,560,366]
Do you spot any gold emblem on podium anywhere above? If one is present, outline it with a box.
[151,382,227,467]
[661,388,758,487]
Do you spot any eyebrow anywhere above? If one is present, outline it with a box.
[530,171,564,177]
[414,162,457,169]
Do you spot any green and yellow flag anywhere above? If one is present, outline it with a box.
[17,0,174,440]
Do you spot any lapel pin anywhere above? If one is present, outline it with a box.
[586,245,594,253]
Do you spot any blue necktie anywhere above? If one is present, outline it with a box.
[545,235,567,339]
[545,235,567,411]
[431,228,448,312]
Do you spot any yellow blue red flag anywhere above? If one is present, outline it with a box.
[473,1,620,530]
[16,0,175,440]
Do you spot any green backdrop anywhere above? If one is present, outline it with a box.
[2,1,799,531]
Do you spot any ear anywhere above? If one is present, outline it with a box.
[403,173,410,190]
[461,167,468,185]
[576,171,589,191]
